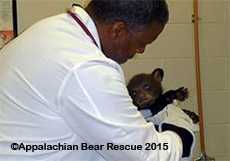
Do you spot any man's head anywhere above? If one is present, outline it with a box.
[86,0,169,64]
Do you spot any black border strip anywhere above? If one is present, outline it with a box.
[12,0,18,37]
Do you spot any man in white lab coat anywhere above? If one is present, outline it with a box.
[0,0,193,161]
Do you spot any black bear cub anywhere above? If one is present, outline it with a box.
[127,68,199,124]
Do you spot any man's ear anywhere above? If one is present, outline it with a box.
[152,68,164,82]
[110,21,128,39]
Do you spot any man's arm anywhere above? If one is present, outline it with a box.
[57,60,183,161]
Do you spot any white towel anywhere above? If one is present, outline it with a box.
[140,101,199,161]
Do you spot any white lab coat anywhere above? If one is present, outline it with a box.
[0,6,183,161]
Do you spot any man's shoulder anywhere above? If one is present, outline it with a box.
[72,56,123,76]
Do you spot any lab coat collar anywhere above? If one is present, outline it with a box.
[71,5,102,50]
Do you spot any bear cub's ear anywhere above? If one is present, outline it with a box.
[152,68,164,82]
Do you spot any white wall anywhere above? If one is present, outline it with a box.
[17,0,90,33]
[199,1,230,161]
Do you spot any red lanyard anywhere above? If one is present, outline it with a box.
[67,10,99,48]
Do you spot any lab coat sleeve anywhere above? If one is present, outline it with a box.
[57,60,183,161]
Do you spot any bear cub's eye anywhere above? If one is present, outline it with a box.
[131,90,137,97]
[143,84,151,90]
